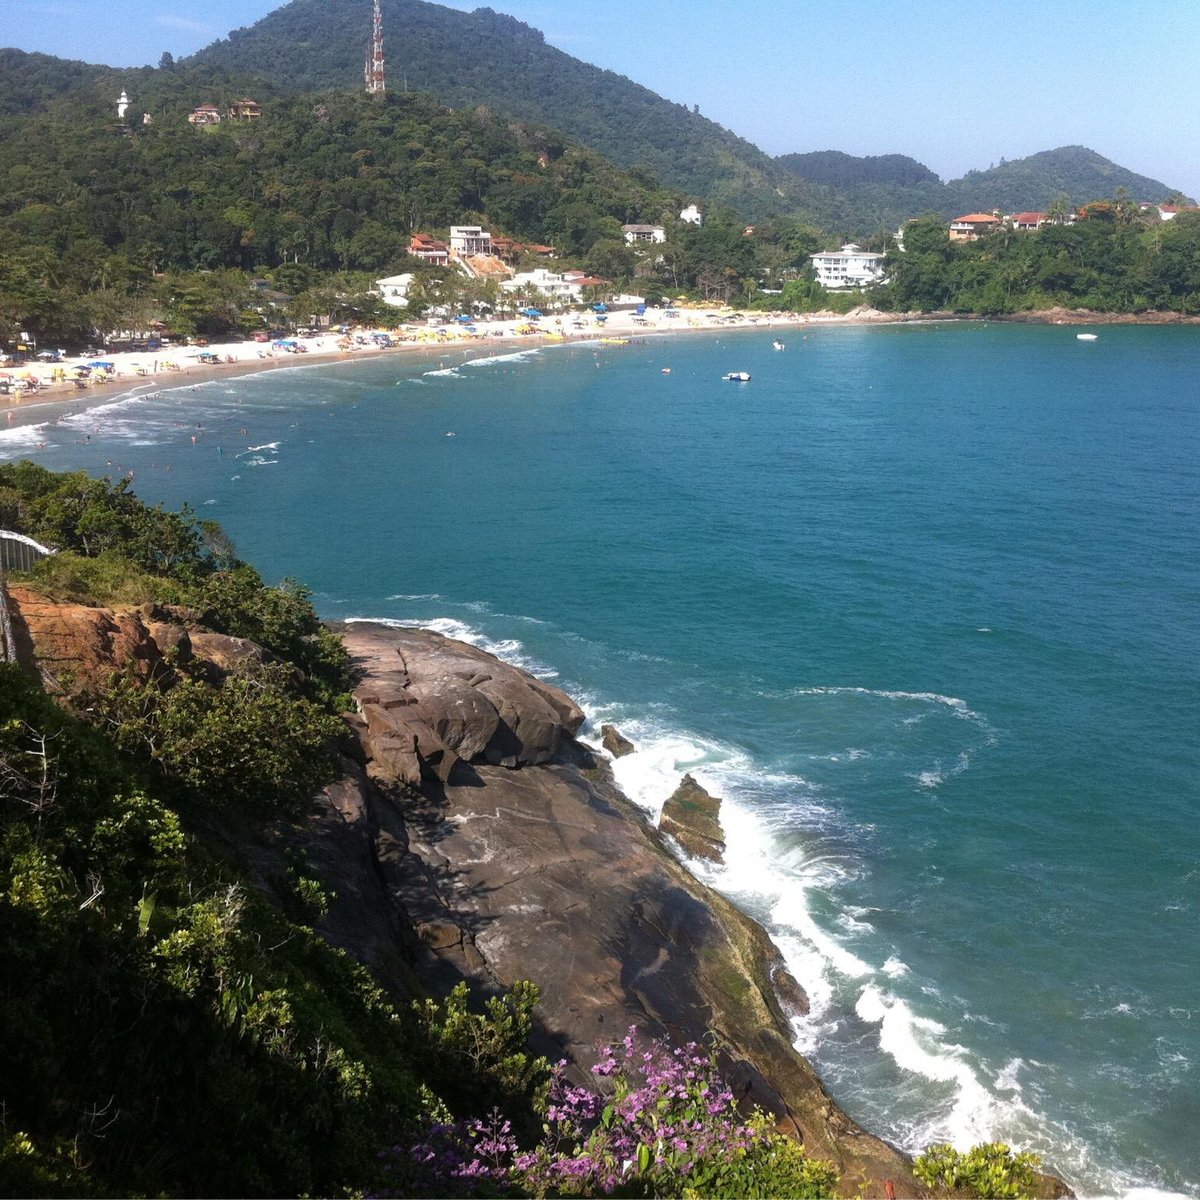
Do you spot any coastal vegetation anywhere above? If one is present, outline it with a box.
[873,207,1200,315]
[0,464,849,1197]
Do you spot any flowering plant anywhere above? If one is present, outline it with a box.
[379,1027,838,1198]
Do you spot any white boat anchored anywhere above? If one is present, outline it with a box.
[1076,333,1098,341]
[722,371,751,381]
[772,340,786,351]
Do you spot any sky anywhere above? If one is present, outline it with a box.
[3,0,1199,198]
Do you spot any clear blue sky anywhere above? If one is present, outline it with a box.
[3,0,1198,198]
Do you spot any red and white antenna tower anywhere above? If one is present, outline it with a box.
[365,0,385,95]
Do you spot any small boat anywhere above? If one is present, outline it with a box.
[1076,333,1098,341]
[722,371,751,382]
[772,340,786,351]
[599,337,630,346]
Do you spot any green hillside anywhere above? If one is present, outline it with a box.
[776,150,940,190]
[776,144,1187,230]
[184,0,815,219]
[940,145,1186,213]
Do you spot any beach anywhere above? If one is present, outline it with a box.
[0,304,905,417]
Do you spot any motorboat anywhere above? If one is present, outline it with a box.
[1076,333,1098,341]
[772,340,786,350]
[722,371,751,381]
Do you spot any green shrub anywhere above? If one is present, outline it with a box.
[914,1141,1041,1198]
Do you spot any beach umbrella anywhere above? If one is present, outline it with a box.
[592,303,608,312]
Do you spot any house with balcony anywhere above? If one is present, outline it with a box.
[1011,212,1046,231]
[187,104,222,126]
[409,234,450,265]
[949,213,1001,241]
[492,236,556,264]
[810,244,886,291]
[228,98,262,120]
[449,225,493,256]
[621,224,666,245]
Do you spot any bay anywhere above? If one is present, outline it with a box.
[6,322,1199,1196]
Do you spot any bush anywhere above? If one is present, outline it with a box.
[94,665,344,814]
[914,1141,1041,1199]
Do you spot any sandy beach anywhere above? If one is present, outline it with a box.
[0,304,903,419]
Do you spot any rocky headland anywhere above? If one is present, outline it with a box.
[5,591,1070,1197]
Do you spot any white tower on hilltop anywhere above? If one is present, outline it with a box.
[365,0,386,95]
[117,89,129,121]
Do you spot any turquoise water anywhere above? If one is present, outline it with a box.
[6,323,1199,1196]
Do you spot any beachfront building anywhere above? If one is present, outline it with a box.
[188,104,223,126]
[449,225,493,256]
[949,213,1001,241]
[376,273,415,306]
[501,269,584,306]
[621,224,666,245]
[409,233,450,265]
[680,204,703,226]
[810,244,886,290]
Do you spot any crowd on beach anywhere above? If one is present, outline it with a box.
[0,304,890,412]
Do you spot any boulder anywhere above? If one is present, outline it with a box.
[659,773,726,864]
[187,630,270,673]
[6,586,167,694]
[336,623,584,778]
[601,723,636,758]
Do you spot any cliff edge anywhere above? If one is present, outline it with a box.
[321,620,920,1195]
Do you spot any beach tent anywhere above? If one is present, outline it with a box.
[88,361,115,369]
[519,308,543,318]
[455,314,473,323]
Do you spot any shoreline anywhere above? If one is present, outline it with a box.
[6,303,1198,425]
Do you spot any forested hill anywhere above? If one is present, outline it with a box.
[940,145,1184,213]
[183,0,813,219]
[776,151,940,190]
[775,144,1186,229]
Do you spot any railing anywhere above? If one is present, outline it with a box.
[0,530,54,662]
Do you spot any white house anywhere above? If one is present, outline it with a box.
[449,225,493,256]
[501,269,583,305]
[810,243,886,291]
[376,273,415,306]
[679,204,703,226]
[621,223,666,245]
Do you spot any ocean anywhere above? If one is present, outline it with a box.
[4,322,1198,1197]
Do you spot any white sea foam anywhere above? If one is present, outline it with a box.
[463,348,542,368]
[855,983,1003,1145]
[423,367,461,378]
[333,614,1158,1196]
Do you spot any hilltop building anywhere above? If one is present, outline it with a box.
[680,204,703,226]
[188,104,222,126]
[621,224,666,244]
[949,213,1002,241]
[228,98,262,120]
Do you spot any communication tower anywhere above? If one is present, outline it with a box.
[365,0,386,95]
